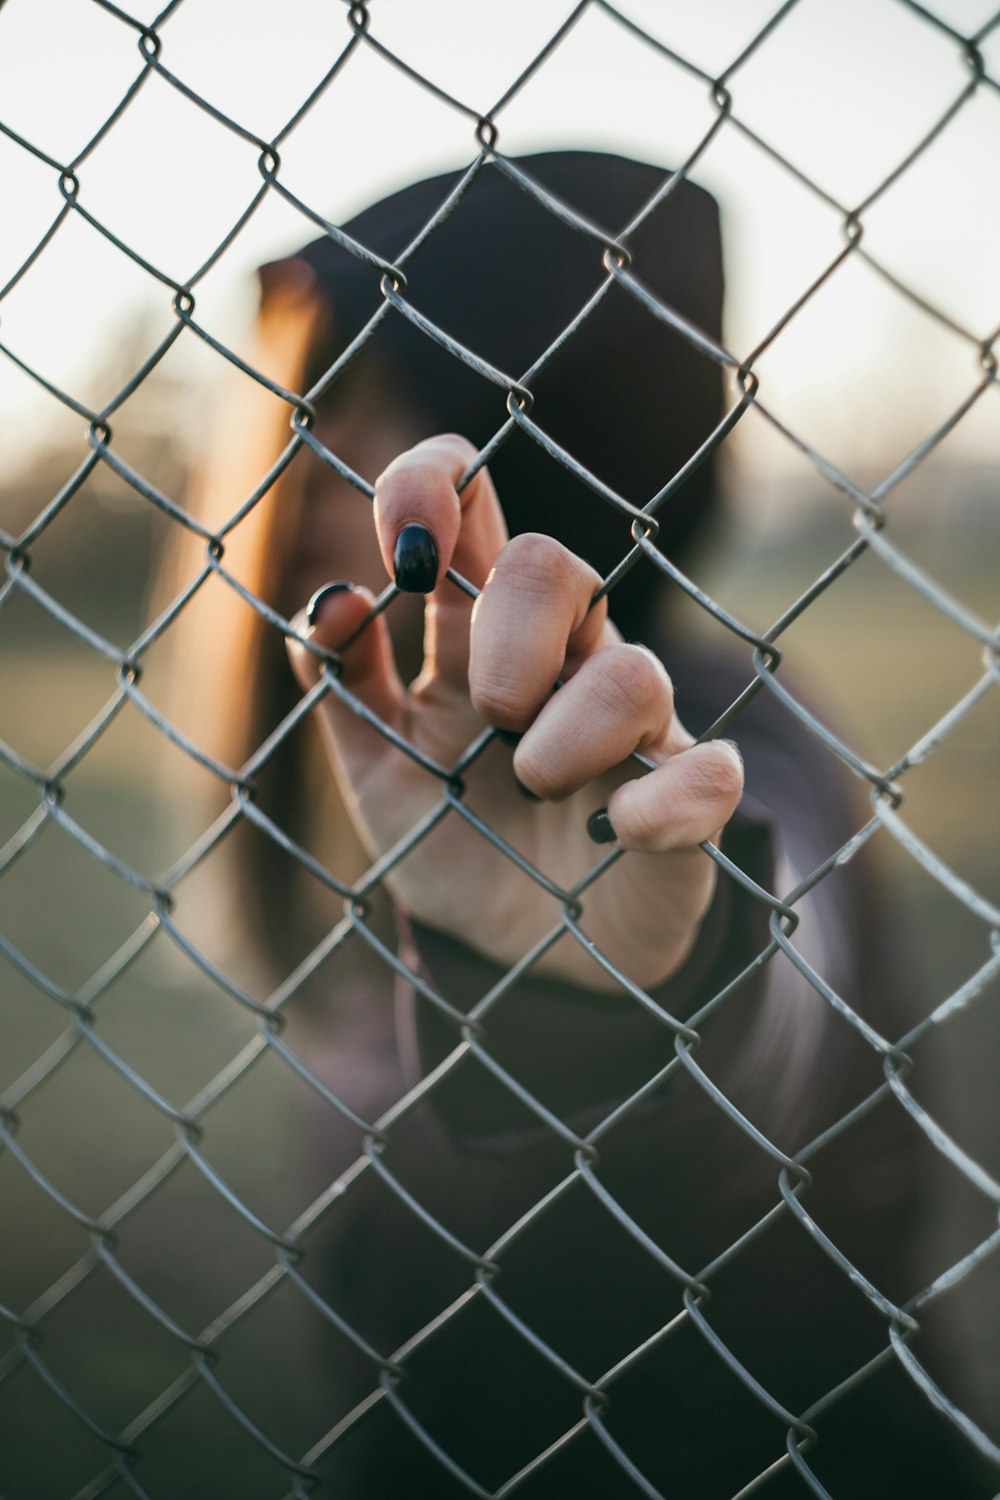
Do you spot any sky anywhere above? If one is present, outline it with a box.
[0,0,998,490]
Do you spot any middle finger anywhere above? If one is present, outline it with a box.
[468,532,614,732]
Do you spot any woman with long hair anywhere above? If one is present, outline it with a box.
[173,152,977,1497]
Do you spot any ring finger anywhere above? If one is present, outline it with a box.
[511,641,683,800]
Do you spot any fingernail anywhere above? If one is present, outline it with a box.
[587,807,617,845]
[515,776,541,803]
[306,581,355,625]
[393,523,438,593]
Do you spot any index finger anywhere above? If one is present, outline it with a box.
[374,433,509,595]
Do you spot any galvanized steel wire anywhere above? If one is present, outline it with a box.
[1,1,998,1496]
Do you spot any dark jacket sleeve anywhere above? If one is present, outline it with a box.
[399,795,778,1145]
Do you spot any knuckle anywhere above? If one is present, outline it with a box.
[511,744,560,800]
[493,532,572,593]
[432,432,478,465]
[695,742,744,805]
[491,532,602,612]
[594,644,670,721]
[470,671,532,729]
[618,788,661,846]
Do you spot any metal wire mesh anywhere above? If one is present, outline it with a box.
[1,1,998,1496]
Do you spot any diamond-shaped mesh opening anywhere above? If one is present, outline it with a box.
[1,3,997,1497]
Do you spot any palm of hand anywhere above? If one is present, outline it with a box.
[289,437,742,994]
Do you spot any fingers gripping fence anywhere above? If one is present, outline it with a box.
[1,1,998,1496]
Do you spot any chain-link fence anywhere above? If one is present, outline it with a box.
[1,1,998,1496]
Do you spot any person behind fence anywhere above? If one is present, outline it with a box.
[180,152,980,1497]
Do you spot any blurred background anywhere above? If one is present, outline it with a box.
[0,0,997,1495]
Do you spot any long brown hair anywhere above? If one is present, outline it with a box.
[159,261,377,987]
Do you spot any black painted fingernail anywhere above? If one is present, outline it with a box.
[515,776,541,802]
[393,523,438,593]
[307,581,355,625]
[587,807,617,845]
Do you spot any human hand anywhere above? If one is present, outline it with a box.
[287,435,743,993]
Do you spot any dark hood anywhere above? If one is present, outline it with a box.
[267,150,726,639]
